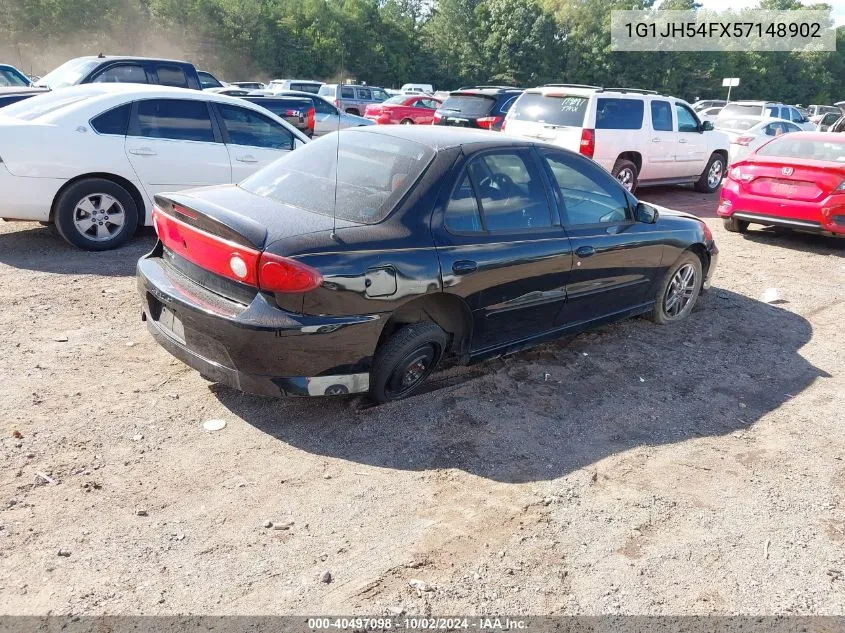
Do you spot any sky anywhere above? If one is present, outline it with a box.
[697,0,845,26]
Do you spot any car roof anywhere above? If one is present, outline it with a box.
[452,87,522,96]
[345,124,539,150]
[730,100,785,106]
[72,55,193,65]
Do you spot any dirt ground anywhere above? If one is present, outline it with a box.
[1,185,844,615]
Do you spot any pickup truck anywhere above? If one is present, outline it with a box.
[0,55,203,108]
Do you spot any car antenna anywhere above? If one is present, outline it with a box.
[330,105,341,242]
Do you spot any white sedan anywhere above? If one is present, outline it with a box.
[0,84,308,250]
[717,117,803,164]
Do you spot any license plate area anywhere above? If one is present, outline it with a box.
[148,294,186,344]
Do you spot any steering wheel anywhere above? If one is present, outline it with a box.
[478,173,516,202]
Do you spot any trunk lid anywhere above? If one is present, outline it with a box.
[738,158,845,202]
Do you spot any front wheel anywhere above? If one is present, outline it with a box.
[651,252,703,325]
[54,178,138,251]
[695,154,726,193]
[370,322,448,403]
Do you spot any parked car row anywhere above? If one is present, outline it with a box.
[0,84,309,249]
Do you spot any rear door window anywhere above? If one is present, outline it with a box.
[445,174,483,233]
[157,66,189,88]
[596,98,644,130]
[135,99,215,142]
[439,95,496,117]
[508,93,588,126]
[650,100,673,131]
[466,152,552,232]
[92,64,148,84]
[357,88,372,100]
[218,104,294,149]
[341,86,355,99]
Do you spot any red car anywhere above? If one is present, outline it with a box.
[364,95,442,125]
[718,132,845,235]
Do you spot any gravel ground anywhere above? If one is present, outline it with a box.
[1,185,844,615]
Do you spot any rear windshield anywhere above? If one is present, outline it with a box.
[247,98,311,115]
[718,103,764,118]
[715,118,758,131]
[439,94,496,117]
[756,137,845,162]
[508,93,588,127]
[596,98,644,130]
[240,131,435,224]
[384,95,410,105]
[0,89,105,121]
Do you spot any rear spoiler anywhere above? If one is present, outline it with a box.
[154,193,268,250]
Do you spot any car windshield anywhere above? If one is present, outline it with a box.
[508,93,589,127]
[439,94,496,116]
[0,67,29,87]
[756,137,845,162]
[718,103,764,119]
[715,118,758,131]
[241,131,435,224]
[36,58,100,89]
[0,89,105,121]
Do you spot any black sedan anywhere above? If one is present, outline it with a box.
[138,126,718,403]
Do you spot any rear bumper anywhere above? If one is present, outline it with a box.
[0,165,64,222]
[718,179,845,235]
[137,248,383,397]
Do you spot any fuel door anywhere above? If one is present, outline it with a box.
[365,266,397,298]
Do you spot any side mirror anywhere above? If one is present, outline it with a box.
[701,120,714,132]
[293,137,305,149]
[636,202,659,224]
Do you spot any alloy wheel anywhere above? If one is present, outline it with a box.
[73,193,126,242]
[616,168,635,191]
[707,159,724,189]
[663,263,697,318]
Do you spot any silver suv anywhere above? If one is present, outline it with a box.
[318,84,390,116]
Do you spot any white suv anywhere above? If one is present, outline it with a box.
[715,101,815,131]
[502,84,730,193]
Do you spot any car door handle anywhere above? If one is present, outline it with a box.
[651,138,661,143]
[128,147,156,156]
[678,138,688,144]
[236,155,259,163]
[452,260,478,275]
[576,246,596,258]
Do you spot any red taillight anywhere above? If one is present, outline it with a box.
[501,118,508,131]
[334,99,342,109]
[579,129,595,158]
[701,221,713,242]
[152,206,322,293]
[476,116,503,130]
[733,136,754,146]
[153,206,261,285]
[307,107,315,133]
[258,253,323,293]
